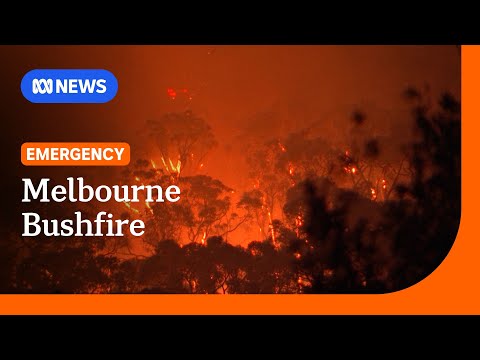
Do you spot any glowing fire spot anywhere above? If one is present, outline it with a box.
[351,167,357,174]
[371,188,377,200]
[201,231,206,245]
[295,215,303,227]
[288,163,294,176]
[382,179,387,190]
[167,88,176,99]
[134,176,140,181]
[295,215,303,237]
[199,163,204,169]
[323,269,334,277]
[278,142,287,152]
[294,253,301,259]
[150,159,157,170]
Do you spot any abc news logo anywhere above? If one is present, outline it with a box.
[32,78,107,95]
[21,69,117,103]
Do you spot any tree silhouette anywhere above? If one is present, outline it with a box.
[295,91,460,292]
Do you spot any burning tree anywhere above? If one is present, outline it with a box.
[338,108,414,201]
[240,130,337,244]
[118,110,249,248]
[147,111,217,175]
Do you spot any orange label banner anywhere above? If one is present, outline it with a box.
[21,142,130,166]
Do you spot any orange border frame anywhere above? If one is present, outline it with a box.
[1,45,478,314]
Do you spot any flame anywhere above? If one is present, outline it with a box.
[145,200,153,214]
[123,201,140,214]
[161,157,170,172]
[175,159,182,174]
[267,210,276,245]
[294,253,301,259]
[288,163,294,176]
[161,156,181,177]
[169,159,181,174]
[199,163,204,169]
[250,248,260,256]
[295,215,303,227]
[295,215,303,237]
[278,142,287,152]
[382,179,387,190]
[134,176,140,181]
[371,188,377,200]
[150,159,157,170]
[344,166,357,174]
[201,231,206,245]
